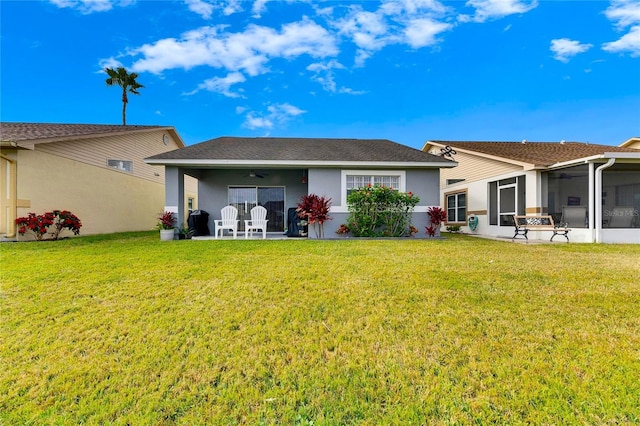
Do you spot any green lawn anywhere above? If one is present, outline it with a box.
[1,232,639,425]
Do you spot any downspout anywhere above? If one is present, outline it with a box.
[588,162,594,242]
[594,158,615,243]
[0,154,17,238]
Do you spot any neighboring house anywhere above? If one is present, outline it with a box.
[0,123,198,240]
[422,139,640,243]
[145,137,457,238]
[620,136,640,150]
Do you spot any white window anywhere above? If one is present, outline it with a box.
[446,192,466,223]
[341,170,405,207]
[345,174,401,194]
[107,159,133,173]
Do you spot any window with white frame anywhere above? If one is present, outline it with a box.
[446,191,466,223]
[346,174,401,194]
[342,170,405,207]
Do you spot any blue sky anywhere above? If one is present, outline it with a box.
[1,0,639,148]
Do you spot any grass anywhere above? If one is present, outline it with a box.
[1,232,639,425]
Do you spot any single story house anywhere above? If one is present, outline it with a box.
[422,138,640,243]
[145,137,457,238]
[0,122,197,240]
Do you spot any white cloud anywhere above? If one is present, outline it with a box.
[307,60,342,92]
[404,18,452,48]
[98,57,123,71]
[602,0,640,57]
[605,0,640,29]
[186,72,247,97]
[223,0,243,16]
[185,0,214,19]
[129,19,338,76]
[242,103,306,130]
[49,0,132,14]
[306,60,366,94]
[333,1,451,65]
[460,0,537,23]
[252,0,270,18]
[550,38,592,63]
[184,0,245,19]
[334,7,395,65]
[602,25,640,57]
[244,114,273,130]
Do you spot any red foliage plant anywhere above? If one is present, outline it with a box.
[297,194,332,239]
[425,206,447,237]
[157,211,176,230]
[15,210,82,241]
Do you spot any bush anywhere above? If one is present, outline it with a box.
[297,194,332,239]
[446,225,461,233]
[426,206,447,237]
[346,185,419,237]
[15,210,82,241]
[157,211,176,230]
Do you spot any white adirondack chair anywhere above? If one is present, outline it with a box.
[244,205,269,239]
[215,205,239,239]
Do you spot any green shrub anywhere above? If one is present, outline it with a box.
[446,225,461,233]
[346,185,419,237]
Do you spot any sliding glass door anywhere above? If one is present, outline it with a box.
[228,186,285,232]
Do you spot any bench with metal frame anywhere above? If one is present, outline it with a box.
[513,215,570,242]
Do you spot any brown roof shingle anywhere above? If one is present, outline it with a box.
[0,122,169,143]
[148,136,454,164]
[429,140,638,166]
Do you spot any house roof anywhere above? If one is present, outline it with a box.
[146,136,456,168]
[0,122,184,147]
[620,137,640,148]
[424,140,638,168]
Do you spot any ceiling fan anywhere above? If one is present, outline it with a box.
[245,170,265,178]
[551,172,588,180]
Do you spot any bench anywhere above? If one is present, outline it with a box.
[513,215,570,242]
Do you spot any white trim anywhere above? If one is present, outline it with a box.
[603,152,640,159]
[341,169,407,192]
[549,152,640,169]
[330,205,439,214]
[164,205,178,213]
[144,159,457,168]
[335,170,406,210]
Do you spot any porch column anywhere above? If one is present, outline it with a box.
[164,166,185,229]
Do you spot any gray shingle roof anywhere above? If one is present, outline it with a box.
[147,136,453,164]
[428,140,638,166]
[0,122,170,143]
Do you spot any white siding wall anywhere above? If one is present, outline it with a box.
[439,151,521,188]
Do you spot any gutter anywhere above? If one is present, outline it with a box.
[143,159,459,168]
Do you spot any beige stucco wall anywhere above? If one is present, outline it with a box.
[14,149,166,239]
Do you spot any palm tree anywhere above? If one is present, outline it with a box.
[105,67,144,125]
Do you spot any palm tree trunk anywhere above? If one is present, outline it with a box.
[121,89,128,125]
